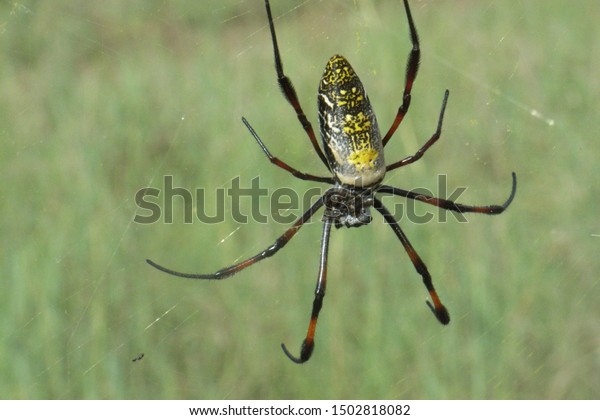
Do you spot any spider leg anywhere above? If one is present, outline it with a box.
[373,198,450,325]
[263,0,331,171]
[386,90,449,172]
[382,0,421,147]
[377,172,517,214]
[242,117,334,184]
[281,219,332,364]
[146,196,324,279]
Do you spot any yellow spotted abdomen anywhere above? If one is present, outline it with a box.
[318,55,385,187]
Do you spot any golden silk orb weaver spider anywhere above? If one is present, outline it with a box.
[147,0,517,364]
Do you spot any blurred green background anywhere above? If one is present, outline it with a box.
[1,0,598,399]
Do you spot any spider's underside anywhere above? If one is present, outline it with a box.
[147,0,517,364]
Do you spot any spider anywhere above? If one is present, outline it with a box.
[147,0,517,364]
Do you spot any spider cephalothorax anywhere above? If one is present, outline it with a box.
[323,187,374,229]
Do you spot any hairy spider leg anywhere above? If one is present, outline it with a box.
[264,0,331,170]
[373,198,450,324]
[281,220,333,363]
[386,90,449,172]
[146,197,324,279]
[378,172,517,215]
[382,0,422,147]
[241,117,334,184]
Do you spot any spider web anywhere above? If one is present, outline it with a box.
[2,0,598,400]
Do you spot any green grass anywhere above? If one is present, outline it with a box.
[1,0,599,399]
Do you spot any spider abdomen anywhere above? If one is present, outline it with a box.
[318,55,386,188]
